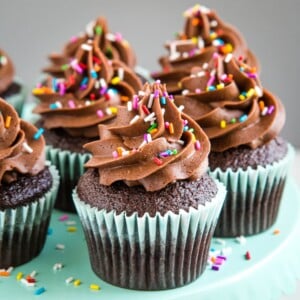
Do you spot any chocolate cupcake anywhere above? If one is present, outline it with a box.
[174,53,294,236]
[0,98,59,268]
[0,48,26,115]
[32,38,143,212]
[152,4,259,94]
[73,82,226,290]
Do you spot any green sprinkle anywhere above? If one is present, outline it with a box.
[172,149,178,155]
[95,25,102,35]
[147,123,158,133]
[230,118,237,124]
[61,64,69,71]
[188,128,194,133]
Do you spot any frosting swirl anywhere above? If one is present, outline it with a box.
[174,53,285,152]
[44,17,136,77]
[84,82,210,191]
[0,98,45,183]
[0,49,14,94]
[152,4,258,94]
[33,40,143,138]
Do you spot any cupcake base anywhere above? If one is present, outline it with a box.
[73,177,226,290]
[0,165,59,268]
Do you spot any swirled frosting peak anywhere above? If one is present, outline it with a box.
[45,16,136,77]
[0,98,45,183]
[152,4,258,94]
[174,52,285,152]
[33,40,143,138]
[84,81,210,191]
[0,49,14,94]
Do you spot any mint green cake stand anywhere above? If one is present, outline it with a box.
[1,178,299,300]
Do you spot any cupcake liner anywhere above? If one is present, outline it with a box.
[73,179,226,290]
[6,77,27,116]
[0,164,59,268]
[46,145,91,212]
[209,144,295,237]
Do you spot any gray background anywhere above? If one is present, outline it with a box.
[0,0,300,299]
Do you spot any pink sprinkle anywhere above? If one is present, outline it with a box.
[70,36,78,43]
[189,49,196,56]
[268,105,275,115]
[183,119,188,125]
[195,88,201,94]
[207,75,216,87]
[195,140,201,150]
[217,255,227,261]
[247,73,257,79]
[97,110,104,118]
[215,258,224,265]
[36,83,42,88]
[68,100,75,109]
[115,32,123,42]
[100,87,107,95]
[220,74,227,81]
[165,122,170,128]
[133,95,139,110]
[213,52,219,59]
[154,90,159,98]
[112,151,118,158]
[59,83,66,96]
[59,215,69,222]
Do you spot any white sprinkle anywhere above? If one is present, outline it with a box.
[138,91,146,97]
[56,244,65,250]
[30,271,37,278]
[94,81,100,89]
[65,221,76,226]
[182,89,189,95]
[197,71,206,77]
[178,105,184,112]
[0,269,5,272]
[106,33,116,42]
[198,38,205,50]
[118,68,124,80]
[144,112,156,123]
[106,108,112,115]
[0,56,7,65]
[147,94,154,108]
[202,62,209,70]
[182,52,189,58]
[55,101,62,109]
[6,267,13,273]
[146,134,152,143]
[130,115,140,124]
[65,277,74,284]
[199,5,211,14]
[127,101,133,112]
[85,100,91,106]
[190,74,196,78]
[53,263,63,271]
[169,52,180,61]
[210,69,216,77]
[86,20,96,37]
[161,108,166,116]
[99,78,107,88]
[215,238,226,246]
[235,235,247,245]
[21,278,35,287]
[23,142,33,154]
[210,20,218,28]
[261,107,268,116]
[81,43,92,51]
[255,85,263,97]
[225,53,233,63]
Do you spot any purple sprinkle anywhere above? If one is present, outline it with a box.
[268,105,275,114]
[212,265,220,271]
[217,255,227,261]
[154,90,159,98]
[100,87,107,95]
[247,73,257,79]
[163,91,168,97]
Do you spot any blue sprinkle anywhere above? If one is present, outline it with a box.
[160,97,166,105]
[34,287,46,295]
[240,67,245,72]
[241,91,247,96]
[239,114,248,122]
[90,70,98,79]
[49,103,58,109]
[214,38,225,46]
[47,228,53,235]
[81,77,89,85]
[183,126,189,132]
[208,86,216,91]
[33,128,44,140]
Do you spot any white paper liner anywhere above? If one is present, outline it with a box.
[209,144,295,237]
[73,179,226,290]
[0,164,59,268]
[46,146,91,212]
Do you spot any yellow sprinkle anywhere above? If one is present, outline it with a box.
[216,83,225,90]
[220,120,227,129]
[169,123,174,134]
[109,107,118,114]
[210,32,218,40]
[32,87,53,95]
[221,43,233,54]
[111,77,121,85]
[239,94,246,101]
[149,128,158,135]
[246,88,255,98]
[122,40,129,48]
[5,116,11,128]
[74,279,81,286]
[117,147,123,156]
[16,272,23,281]
[191,133,196,142]
[67,227,77,232]
[90,284,100,291]
[191,37,198,44]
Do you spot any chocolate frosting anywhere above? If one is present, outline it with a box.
[174,53,285,152]
[0,98,45,184]
[33,40,143,138]
[152,4,258,94]
[44,17,136,77]
[0,49,14,94]
[84,82,210,191]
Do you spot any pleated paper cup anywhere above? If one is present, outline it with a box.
[46,146,91,212]
[0,164,59,268]
[73,179,226,290]
[210,144,295,237]
[6,77,27,116]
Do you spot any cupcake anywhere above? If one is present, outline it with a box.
[73,82,226,290]
[175,52,294,237]
[0,98,59,268]
[152,4,259,94]
[43,16,150,83]
[0,48,26,115]
[32,39,143,212]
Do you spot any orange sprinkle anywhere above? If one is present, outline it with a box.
[0,271,10,277]
[121,96,129,102]
[259,101,265,111]
[149,128,158,135]
[273,229,280,235]
[211,257,216,263]
[192,18,199,26]
[117,147,123,156]
[94,64,101,72]
[168,123,174,134]
[5,116,11,128]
